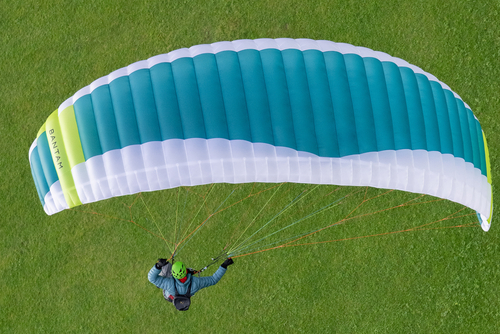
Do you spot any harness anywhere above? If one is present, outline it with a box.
[172,278,193,311]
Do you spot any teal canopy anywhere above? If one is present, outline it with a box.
[29,39,492,230]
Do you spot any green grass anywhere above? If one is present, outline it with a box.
[1,0,500,332]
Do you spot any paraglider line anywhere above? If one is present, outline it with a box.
[338,194,430,223]
[229,193,348,255]
[228,188,309,254]
[176,188,189,247]
[177,184,215,248]
[231,213,477,259]
[174,187,181,247]
[140,195,174,254]
[193,250,229,274]
[224,183,286,249]
[175,189,236,255]
[227,183,285,254]
[70,205,175,246]
[70,208,130,224]
[230,195,472,257]
[228,187,366,255]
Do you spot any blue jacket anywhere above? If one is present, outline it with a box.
[148,265,227,297]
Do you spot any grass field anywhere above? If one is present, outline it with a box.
[1,0,499,333]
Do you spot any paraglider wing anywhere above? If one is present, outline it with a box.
[29,38,493,231]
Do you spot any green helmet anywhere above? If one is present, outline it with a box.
[171,261,187,279]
